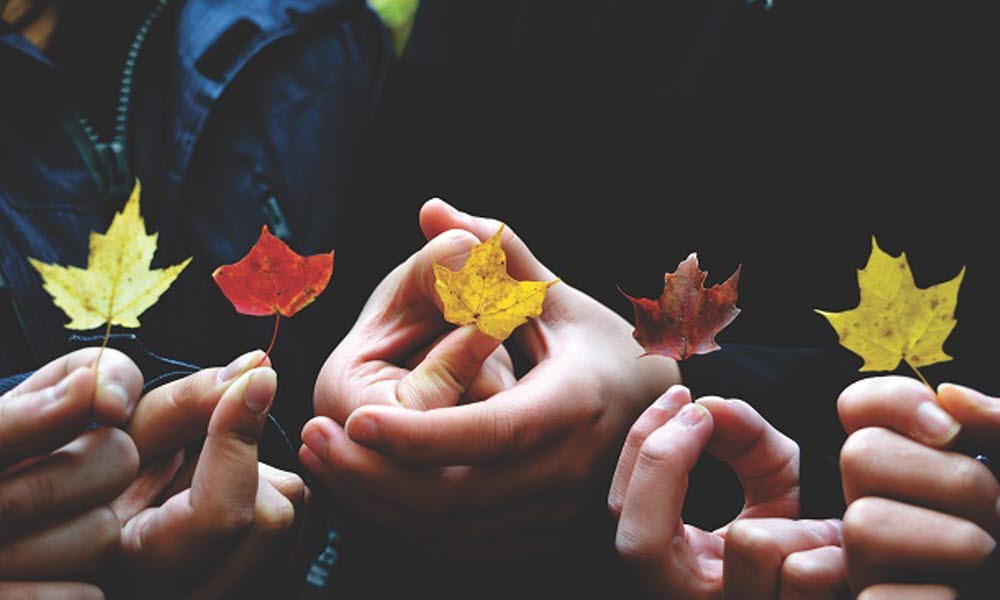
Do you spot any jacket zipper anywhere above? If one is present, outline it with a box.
[65,0,170,203]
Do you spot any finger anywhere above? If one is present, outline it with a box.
[608,385,692,519]
[857,584,957,600]
[723,518,842,600]
[404,338,516,405]
[189,367,275,525]
[838,376,961,447]
[0,368,97,471]
[461,347,517,404]
[936,383,1000,445]
[396,325,503,410]
[300,445,577,543]
[0,582,105,599]
[111,449,185,524]
[312,229,490,422]
[0,505,120,578]
[1,347,143,425]
[419,199,558,283]
[840,427,1000,532]
[186,479,297,600]
[303,417,575,515]
[127,350,266,462]
[697,397,800,517]
[0,428,138,536]
[780,545,848,600]
[258,463,306,510]
[615,404,714,580]
[343,360,583,465]
[843,497,995,592]
[120,368,276,567]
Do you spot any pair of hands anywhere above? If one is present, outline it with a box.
[0,347,308,599]
[839,377,999,600]
[301,199,680,557]
[610,385,846,599]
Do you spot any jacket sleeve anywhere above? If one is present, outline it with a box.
[680,344,857,518]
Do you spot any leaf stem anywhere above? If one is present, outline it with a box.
[906,360,933,391]
[259,313,280,367]
[94,321,113,373]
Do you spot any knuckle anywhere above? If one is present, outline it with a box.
[840,428,888,479]
[256,496,296,534]
[210,504,256,535]
[490,408,521,455]
[949,458,996,501]
[726,520,780,562]
[614,525,660,566]
[98,427,141,479]
[843,497,891,556]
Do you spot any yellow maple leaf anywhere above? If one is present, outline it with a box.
[434,225,559,340]
[816,236,964,377]
[29,180,192,332]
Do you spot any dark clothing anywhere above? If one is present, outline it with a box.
[3,0,995,598]
[1,0,389,437]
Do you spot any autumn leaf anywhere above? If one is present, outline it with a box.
[369,0,419,56]
[623,253,741,361]
[816,236,964,384]
[29,180,192,365]
[434,225,559,340]
[213,225,334,360]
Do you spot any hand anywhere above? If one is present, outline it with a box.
[303,199,679,557]
[110,351,310,599]
[838,377,999,600]
[610,385,847,599]
[0,348,142,599]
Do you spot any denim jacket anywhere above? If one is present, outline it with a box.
[0,0,390,434]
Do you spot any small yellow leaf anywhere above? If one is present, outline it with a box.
[29,180,192,330]
[434,225,558,340]
[816,236,964,372]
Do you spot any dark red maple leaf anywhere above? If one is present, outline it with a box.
[623,253,740,361]
[213,226,334,360]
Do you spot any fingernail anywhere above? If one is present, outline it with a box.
[346,413,378,443]
[240,368,276,416]
[219,350,263,384]
[915,401,961,444]
[96,377,131,415]
[676,403,708,427]
[302,423,330,451]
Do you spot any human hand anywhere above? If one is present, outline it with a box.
[111,351,310,599]
[0,348,142,599]
[838,377,999,600]
[610,385,846,599]
[303,199,679,557]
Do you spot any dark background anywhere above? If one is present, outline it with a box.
[342,0,996,392]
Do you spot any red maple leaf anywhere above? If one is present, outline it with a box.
[623,253,740,361]
[213,226,334,360]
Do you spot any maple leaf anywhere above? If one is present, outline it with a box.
[213,225,334,359]
[434,225,559,340]
[29,181,192,364]
[816,236,964,383]
[369,0,419,56]
[623,253,741,361]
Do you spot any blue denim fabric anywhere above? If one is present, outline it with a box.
[1,3,389,596]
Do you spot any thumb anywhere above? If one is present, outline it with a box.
[937,383,1000,446]
[419,198,558,283]
[697,397,800,518]
[395,325,502,410]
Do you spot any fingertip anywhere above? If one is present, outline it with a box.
[654,384,692,409]
[209,367,276,442]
